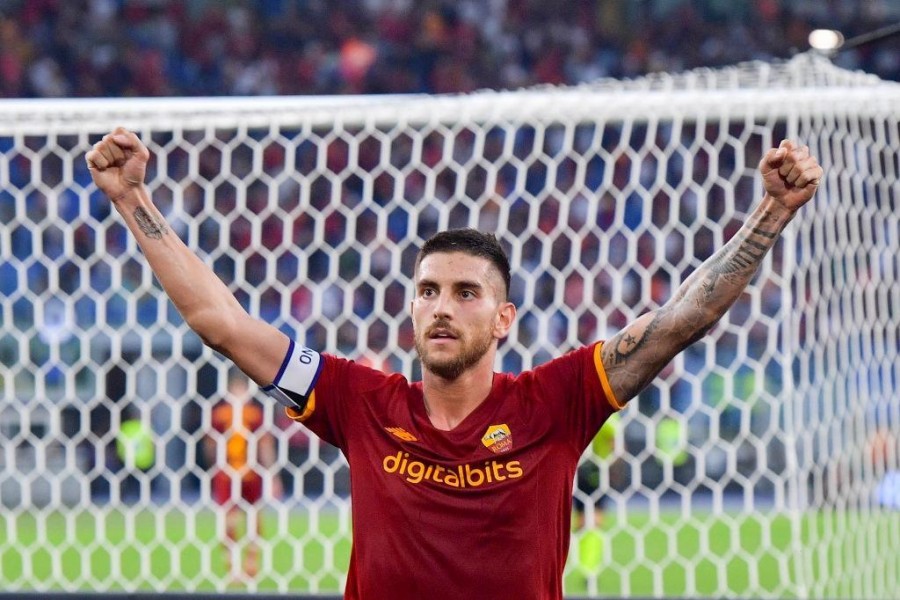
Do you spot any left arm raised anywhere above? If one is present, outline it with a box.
[601,140,823,404]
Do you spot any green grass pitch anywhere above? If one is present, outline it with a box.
[0,508,893,597]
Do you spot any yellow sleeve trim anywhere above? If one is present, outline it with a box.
[593,342,624,410]
[284,390,316,422]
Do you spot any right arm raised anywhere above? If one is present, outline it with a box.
[86,128,289,384]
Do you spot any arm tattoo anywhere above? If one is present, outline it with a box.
[699,271,719,302]
[610,313,661,364]
[133,207,168,240]
[601,207,788,402]
[710,235,768,275]
[707,211,784,279]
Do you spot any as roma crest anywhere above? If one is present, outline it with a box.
[482,424,513,454]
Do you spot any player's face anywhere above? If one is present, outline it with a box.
[412,252,514,380]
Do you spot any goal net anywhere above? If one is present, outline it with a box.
[1,53,898,598]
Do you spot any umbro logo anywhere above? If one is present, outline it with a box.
[385,426,418,442]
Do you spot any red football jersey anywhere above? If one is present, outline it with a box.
[274,341,620,600]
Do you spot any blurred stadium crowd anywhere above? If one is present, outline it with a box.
[0,0,898,99]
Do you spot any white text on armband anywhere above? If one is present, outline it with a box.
[263,342,322,410]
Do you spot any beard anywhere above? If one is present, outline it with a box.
[414,321,495,380]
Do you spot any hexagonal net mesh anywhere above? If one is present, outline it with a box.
[0,54,898,597]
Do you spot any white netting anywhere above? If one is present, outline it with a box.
[0,54,898,597]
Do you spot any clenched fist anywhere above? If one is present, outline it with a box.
[759,140,824,212]
[85,127,150,203]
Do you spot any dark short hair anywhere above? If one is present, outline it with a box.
[415,229,511,299]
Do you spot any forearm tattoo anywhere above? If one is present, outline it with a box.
[706,210,783,282]
[133,206,168,240]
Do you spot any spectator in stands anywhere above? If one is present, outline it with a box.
[0,0,895,101]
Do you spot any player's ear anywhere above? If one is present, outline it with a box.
[493,302,516,339]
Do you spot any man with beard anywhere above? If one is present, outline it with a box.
[86,128,822,600]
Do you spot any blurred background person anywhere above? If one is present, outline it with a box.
[204,369,282,582]
[114,403,156,504]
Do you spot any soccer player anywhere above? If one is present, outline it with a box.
[204,369,280,581]
[86,128,822,599]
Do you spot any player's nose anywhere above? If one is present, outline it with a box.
[432,290,453,319]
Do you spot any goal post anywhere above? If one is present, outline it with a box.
[0,54,898,597]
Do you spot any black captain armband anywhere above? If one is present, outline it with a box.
[263,341,323,412]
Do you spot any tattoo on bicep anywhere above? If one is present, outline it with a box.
[133,207,168,240]
[610,312,663,364]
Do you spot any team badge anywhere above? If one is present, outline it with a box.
[482,424,513,454]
